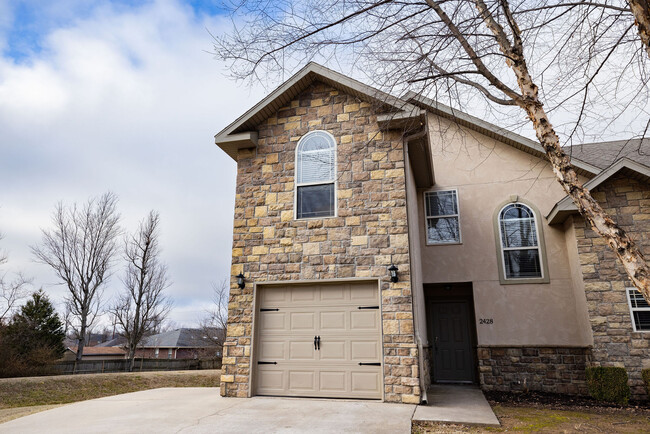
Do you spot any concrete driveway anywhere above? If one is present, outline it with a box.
[0,388,416,433]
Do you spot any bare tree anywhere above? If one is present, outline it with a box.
[110,211,171,372]
[32,192,121,361]
[628,0,650,57]
[200,279,229,355]
[215,0,650,302]
[0,233,30,324]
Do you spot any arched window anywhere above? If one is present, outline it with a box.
[497,202,545,281]
[295,131,336,219]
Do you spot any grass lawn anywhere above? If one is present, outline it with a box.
[0,369,220,410]
[413,405,650,433]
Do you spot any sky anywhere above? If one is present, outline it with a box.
[0,0,264,329]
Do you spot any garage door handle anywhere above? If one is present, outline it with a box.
[358,362,381,366]
[317,336,320,350]
[314,336,318,350]
[358,306,379,309]
[258,361,277,365]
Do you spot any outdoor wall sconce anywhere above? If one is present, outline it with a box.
[388,264,399,283]
[236,273,246,289]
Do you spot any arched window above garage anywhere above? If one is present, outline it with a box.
[295,131,337,219]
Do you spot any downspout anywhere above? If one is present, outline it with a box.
[404,140,429,405]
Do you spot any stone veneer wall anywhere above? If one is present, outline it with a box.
[573,173,650,399]
[220,82,420,403]
[478,347,590,395]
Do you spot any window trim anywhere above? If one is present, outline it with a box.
[626,287,650,332]
[424,188,462,246]
[293,130,338,220]
[493,197,550,284]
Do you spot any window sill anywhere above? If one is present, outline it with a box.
[498,276,550,285]
[425,241,463,246]
[295,215,338,221]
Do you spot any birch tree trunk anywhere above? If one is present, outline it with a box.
[629,0,650,58]
[473,0,650,302]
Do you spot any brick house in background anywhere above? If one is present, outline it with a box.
[134,328,222,360]
[214,63,650,403]
[62,346,126,361]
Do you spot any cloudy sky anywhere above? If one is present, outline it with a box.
[0,0,267,328]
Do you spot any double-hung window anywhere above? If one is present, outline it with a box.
[627,288,650,332]
[498,203,542,279]
[295,131,336,219]
[425,190,461,244]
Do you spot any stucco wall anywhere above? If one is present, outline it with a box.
[221,82,420,403]
[574,173,650,398]
[419,113,592,347]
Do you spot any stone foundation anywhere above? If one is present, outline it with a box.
[477,346,590,395]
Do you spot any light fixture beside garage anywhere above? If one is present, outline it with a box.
[388,264,399,283]
[236,273,246,289]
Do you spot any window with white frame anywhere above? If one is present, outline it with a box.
[627,288,650,332]
[425,190,461,244]
[295,131,336,219]
[168,348,173,359]
[498,203,542,279]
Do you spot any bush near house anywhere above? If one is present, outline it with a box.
[586,367,630,405]
[642,369,650,397]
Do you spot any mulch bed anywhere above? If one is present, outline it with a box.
[485,390,650,414]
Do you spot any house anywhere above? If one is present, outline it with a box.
[62,346,126,361]
[214,62,650,403]
[134,328,222,359]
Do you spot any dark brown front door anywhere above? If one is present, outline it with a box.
[431,301,474,383]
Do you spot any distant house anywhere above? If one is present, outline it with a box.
[62,346,126,361]
[134,328,222,360]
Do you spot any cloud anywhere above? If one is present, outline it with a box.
[0,0,263,327]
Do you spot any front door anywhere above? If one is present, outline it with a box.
[431,301,474,383]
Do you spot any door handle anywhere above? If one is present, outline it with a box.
[316,336,321,350]
[434,336,439,351]
[314,336,318,350]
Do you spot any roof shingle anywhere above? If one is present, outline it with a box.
[566,139,650,170]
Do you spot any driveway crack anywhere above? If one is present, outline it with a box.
[175,401,242,433]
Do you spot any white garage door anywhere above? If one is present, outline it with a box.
[254,281,382,399]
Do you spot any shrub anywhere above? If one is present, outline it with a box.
[586,366,630,405]
[643,369,650,397]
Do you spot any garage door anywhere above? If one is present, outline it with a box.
[255,281,382,399]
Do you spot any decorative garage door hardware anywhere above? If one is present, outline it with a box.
[313,335,321,350]
[260,308,279,312]
[357,306,379,309]
[358,362,381,366]
[257,361,277,365]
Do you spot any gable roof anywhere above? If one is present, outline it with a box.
[215,62,422,161]
[97,336,127,347]
[547,158,650,224]
[140,328,220,348]
[403,92,600,177]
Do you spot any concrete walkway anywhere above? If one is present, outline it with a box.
[413,384,500,427]
[0,388,416,434]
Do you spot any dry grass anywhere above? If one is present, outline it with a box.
[0,369,220,409]
[0,405,64,424]
[412,405,650,433]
